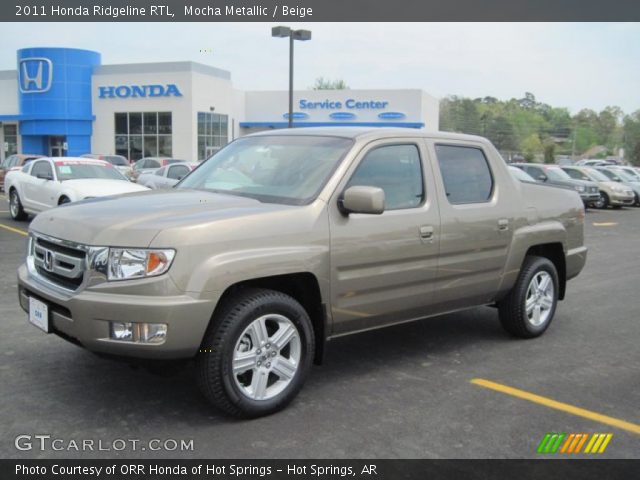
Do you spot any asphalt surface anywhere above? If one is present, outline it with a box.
[0,201,638,459]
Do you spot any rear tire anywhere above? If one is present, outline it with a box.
[196,288,315,418]
[498,255,559,339]
[58,196,70,205]
[9,189,28,221]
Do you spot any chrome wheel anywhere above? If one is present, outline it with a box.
[9,191,19,218]
[232,314,301,401]
[593,194,605,209]
[525,271,554,327]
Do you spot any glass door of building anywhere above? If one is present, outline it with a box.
[49,136,66,157]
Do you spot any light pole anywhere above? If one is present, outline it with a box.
[272,26,312,128]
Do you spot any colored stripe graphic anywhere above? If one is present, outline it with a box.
[537,433,566,454]
[540,433,613,454]
[584,433,613,454]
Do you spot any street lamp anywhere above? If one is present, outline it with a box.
[272,26,312,128]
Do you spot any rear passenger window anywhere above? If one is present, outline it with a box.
[435,145,493,204]
[347,144,424,210]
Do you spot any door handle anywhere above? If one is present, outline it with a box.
[498,218,509,231]
[419,225,434,240]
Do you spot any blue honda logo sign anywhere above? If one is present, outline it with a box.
[19,57,53,93]
[329,112,356,120]
[282,112,309,120]
[378,112,406,120]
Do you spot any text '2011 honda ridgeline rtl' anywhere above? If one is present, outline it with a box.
[17,128,587,417]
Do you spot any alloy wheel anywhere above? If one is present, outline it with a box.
[525,271,555,327]
[232,314,301,401]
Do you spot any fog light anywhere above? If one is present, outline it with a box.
[109,322,167,344]
[110,322,133,341]
[137,323,167,344]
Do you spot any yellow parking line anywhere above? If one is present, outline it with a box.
[592,222,617,227]
[471,378,640,435]
[0,223,28,236]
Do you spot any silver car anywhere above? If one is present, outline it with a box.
[138,162,199,189]
[597,167,640,206]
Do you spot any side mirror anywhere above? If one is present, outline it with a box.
[538,175,547,182]
[36,172,53,181]
[339,186,385,215]
[177,175,185,180]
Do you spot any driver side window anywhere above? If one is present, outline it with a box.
[31,161,53,179]
[346,144,424,210]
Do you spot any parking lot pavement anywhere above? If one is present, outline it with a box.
[0,204,638,459]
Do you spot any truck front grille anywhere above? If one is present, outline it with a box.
[32,235,87,291]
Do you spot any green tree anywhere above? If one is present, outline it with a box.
[522,134,543,162]
[486,115,518,152]
[543,139,556,164]
[312,77,349,90]
[623,111,640,165]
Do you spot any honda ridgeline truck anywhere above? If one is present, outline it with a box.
[17,128,587,417]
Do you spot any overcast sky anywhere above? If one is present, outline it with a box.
[1,22,639,113]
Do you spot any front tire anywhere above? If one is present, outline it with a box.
[196,288,315,418]
[597,192,609,209]
[9,189,28,221]
[498,255,559,339]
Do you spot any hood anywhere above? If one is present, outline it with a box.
[63,179,149,197]
[553,178,585,189]
[29,189,293,247]
[599,180,629,190]
[568,179,598,188]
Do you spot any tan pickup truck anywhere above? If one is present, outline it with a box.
[18,128,587,417]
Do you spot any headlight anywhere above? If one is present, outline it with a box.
[574,185,585,193]
[107,248,175,280]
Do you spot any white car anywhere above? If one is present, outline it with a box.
[6,157,149,221]
[137,162,199,189]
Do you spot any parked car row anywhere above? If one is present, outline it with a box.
[510,162,639,209]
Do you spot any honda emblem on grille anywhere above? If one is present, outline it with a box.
[43,249,54,272]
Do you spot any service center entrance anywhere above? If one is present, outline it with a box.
[49,136,66,157]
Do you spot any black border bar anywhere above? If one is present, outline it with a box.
[5,0,640,22]
[3,459,639,480]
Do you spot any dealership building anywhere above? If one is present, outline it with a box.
[0,47,439,163]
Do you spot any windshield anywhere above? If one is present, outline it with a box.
[583,167,610,182]
[544,166,572,181]
[509,166,534,182]
[55,161,128,181]
[620,168,640,180]
[106,156,128,166]
[608,169,635,182]
[178,135,354,205]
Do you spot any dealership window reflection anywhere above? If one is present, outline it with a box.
[197,112,228,160]
[115,112,172,161]
[3,124,18,159]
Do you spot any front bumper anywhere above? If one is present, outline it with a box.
[609,192,635,206]
[18,263,219,359]
[580,192,601,204]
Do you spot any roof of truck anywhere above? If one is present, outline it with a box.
[246,127,490,143]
